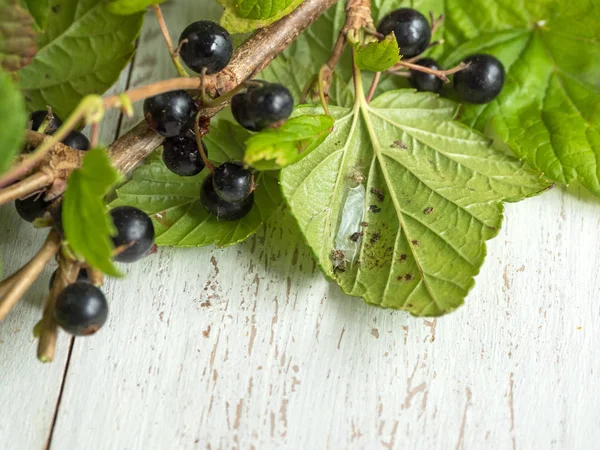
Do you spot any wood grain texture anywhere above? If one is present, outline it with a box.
[3,2,600,450]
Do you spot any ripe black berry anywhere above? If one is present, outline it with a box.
[162,133,206,177]
[54,282,108,336]
[213,161,253,203]
[454,54,505,104]
[30,110,62,134]
[200,174,254,221]
[231,83,294,132]
[15,195,51,222]
[110,206,155,263]
[49,268,90,290]
[179,21,233,75]
[377,8,431,58]
[144,90,198,138]
[410,58,444,93]
[62,130,90,151]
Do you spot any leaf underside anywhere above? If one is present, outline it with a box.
[281,91,549,316]
[0,1,37,71]
[111,120,283,248]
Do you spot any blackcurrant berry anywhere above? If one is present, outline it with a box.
[410,58,444,93]
[62,130,90,151]
[454,54,505,104]
[162,133,206,177]
[110,206,155,263]
[232,83,294,132]
[30,110,62,134]
[144,90,198,138]
[377,8,431,59]
[200,174,254,221]
[15,195,51,222]
[49,268,90,290]
[179,21,233,75]
[54,282,108,336]
[213,161,253,203]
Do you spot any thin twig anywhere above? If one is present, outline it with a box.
[0,172,53,205]
[90,122,100,148]
[365,71,381,103]
[194,115,215,172]
[430,12,444,36]
[153,4,190,77]
[390,60,468,83]
[0,231,61,321]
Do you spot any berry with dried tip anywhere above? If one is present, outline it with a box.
[377,8,432,58]
[62,130,90,151]
[231,83,294,132]
[49,268,90,290]
[200,174,254,221]
[30,110,62,134]
[179,21,233,75]
[15,195,51,223]
[54,282,108,336]
[110,206,155,263]
[410,58,444,93]
[162,133,207,177]
[454,54,505,104]
[143,90,198,137]
[213,161,253,203]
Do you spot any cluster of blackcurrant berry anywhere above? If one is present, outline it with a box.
[378,8,506,104]
[29,110,91,150]
[142,20,295,221]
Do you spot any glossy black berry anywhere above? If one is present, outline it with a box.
[213,161,253,203]
[110,206,155,263]
[454,54,506,104]
[62,130,90,151]
[15,195,51,222]
[30,110,62,134]
[179,21,233,75]
[232,83,294,132]
[49,268,90,290]
[162,133,206,177]
[377,8,431,59]
[54,282,108,336]
[200,174,254,221]
[144,90,198,138]
[410,58,444,93]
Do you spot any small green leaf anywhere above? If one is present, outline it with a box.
[22,0,49,29]
[111,120,283,248]
[63,148,122,277]
[0,0,37,71]
[0,70,27,175]
[18,2,143,118]
[218,0,303,33]
[244,112,334,171]
[282,90,551,316]
[353,33,400,72]
[106,0,166,15]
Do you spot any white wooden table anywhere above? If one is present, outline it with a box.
[2,3,600,449]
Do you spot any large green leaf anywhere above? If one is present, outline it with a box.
[63,148,122,277]
[18,1,143,119]
[281,89,550,316]
[0,70,27,174]
[219,0,303,33]
[111,120,283,248]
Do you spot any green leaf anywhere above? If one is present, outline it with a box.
[21,0,49,29]
[106,0,166,15]
[63,148,122,277]
[219,0,303,33]
[0,0,37,71]
[0,70,27,175]
[244,112,334,171]
[111,120,283,248]
[353,33,400,72]
[281,89,550,316]
[17,1,143,119]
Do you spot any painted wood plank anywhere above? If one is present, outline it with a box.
[0,61,133,450]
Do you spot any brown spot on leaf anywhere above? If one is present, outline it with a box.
[412,240,420,246]
[399,254,408,261]
[370,187,385,202]
[392,140,408,149]
[360,221,369,227]
[370,232,381,244]
[349,232,363,242]
[424,207,434,215]
[369,205,381,213]
[405,274,413,281]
